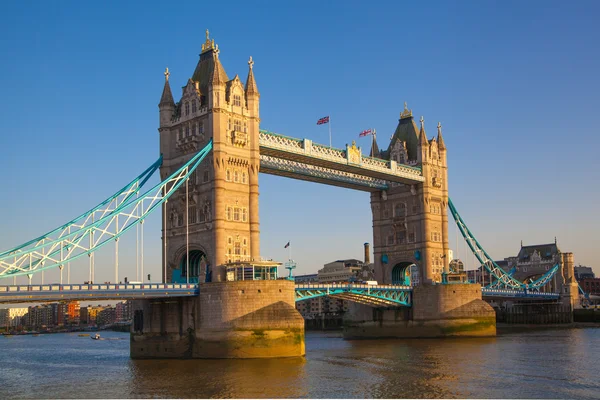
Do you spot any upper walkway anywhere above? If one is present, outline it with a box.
[258,130,424,191]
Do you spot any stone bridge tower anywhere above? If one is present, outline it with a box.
[158,31,260,283]
[371,104,449,285]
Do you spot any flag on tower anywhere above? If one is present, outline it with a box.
[284,241,290,249]
[359,129,373,137]
[316,116,330,125]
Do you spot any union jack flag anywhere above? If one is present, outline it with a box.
[359,129,372,137]
[316,116,330,125]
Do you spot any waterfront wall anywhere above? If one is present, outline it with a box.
[130,280,305,359]
[343,283,496,338]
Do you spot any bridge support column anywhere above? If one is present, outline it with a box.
[130,280,305,359]
[343,283,496,339]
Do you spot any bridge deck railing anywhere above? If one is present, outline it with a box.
[0,283,198,292]
[259,130,424,182]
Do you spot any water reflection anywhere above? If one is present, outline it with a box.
[130,357,308,398]
[1,329,599,399]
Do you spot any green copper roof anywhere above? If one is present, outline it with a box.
[191,51,229,95]
[389,116,420,161]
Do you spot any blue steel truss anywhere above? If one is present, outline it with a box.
[448,198,559,291]
[0,141,213,279]
[0,157,162,258]
[295,284,412,307]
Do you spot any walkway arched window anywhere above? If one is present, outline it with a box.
[395,203,406,217]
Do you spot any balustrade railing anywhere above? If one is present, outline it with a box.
[259,130,423,180]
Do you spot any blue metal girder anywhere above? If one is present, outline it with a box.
[295,285,412,307]
[449,198,560,291]
[0,141,213,279]
[482,288,560,300]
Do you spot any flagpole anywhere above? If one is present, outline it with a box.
[329,115,332,148]
[288,241,291,261]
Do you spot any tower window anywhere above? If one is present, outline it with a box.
[234,207,240,221]
[203,170,209,183]
[241,172,247,184]
[234,242,241,255]
[242,208,247,222]
[233,95,241,107]
[189,206,197,224]
[244,121,247,133]
[394,203,406,217]
[226,207,232,221]
[185,126,190,137]
[234,120,242,132]
[185,102,190,116]
[234,170,239,183]
[226,169,232,182]
[192,100,197,113]
[200,121,205,134]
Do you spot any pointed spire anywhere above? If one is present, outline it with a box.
[437,122,446,150]
[159,67,174,107]
[245,56,259,96]
[369,130,380,157]
[418,116,429,147]
[209,48,226,87]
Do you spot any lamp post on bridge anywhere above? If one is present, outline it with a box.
[285,260,296,281]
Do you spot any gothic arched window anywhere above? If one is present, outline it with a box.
[394,203,406,217]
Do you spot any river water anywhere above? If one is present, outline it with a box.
[0,329,598,399]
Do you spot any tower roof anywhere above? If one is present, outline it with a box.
[245,56,259,96]
[191,30,229,93]
[159,67,175,107]
[389,103,420,160]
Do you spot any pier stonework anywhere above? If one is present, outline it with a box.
[343,283,496,338]
[131,32,305,359]
[130,280,304,359]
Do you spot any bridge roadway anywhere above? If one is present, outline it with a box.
[0,283,559,304]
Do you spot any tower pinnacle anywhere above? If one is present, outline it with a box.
[245,55,259,96]
[164,67,170,81]
[437,121,446,150]
[201,29,217,53]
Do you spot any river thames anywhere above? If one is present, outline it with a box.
[0,328,598,399]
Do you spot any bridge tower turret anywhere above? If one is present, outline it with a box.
[158,68,175,128]
[371,104,450,285]
[158,30,262,283]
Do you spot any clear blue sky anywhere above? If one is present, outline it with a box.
[1,0,599,285]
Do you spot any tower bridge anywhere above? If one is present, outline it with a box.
[0,31,582,358]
